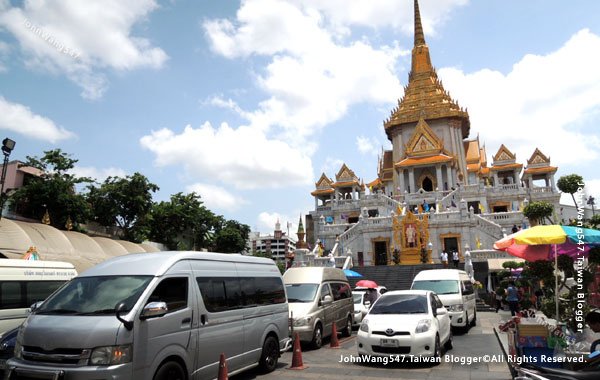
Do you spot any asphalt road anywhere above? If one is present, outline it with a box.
[231,311,513,380]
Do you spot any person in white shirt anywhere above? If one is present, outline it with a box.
[452,251,459,268]
[440,251,448,268]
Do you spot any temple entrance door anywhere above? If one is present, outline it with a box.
[374,241,388,265]
[443,237,458,254]
[422,177,433,191]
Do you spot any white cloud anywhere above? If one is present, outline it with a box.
[0,0,167,99]
[140,122,314,190]
[0,96,75,142]
[0,40,10,72]
[185,183,246,212]
[204,0,405,145]
[356,135,380,156]
[71,166,127,183]
[319,157,344,178]
[438,29,600,167]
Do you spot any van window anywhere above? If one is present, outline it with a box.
[462,280,474,295]
[198,277,285,312]
[36,276,153,314]
[0,281,66,309]
[286,284,318,303]
[148,277,188,313]
[330,282,351,301]
[320,283,331,300]
[412,280,459,295]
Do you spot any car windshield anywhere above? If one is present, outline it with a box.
[370,294,428,315]
[285,284,318,302]
[36,276,153,315]
[353,292,364,304]
[412,280,459,295]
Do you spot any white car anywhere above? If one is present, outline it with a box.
[352,291,368,326]
[357,290,452,361]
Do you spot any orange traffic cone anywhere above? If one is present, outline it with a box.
[218,352,228,380]
[329,323,340,348]
[288,332,308,370]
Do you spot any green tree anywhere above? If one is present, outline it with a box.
[212,219,251,253]
[86,173,159,242]
[523,201,554,226]
[147,192,219,250]
[10,149,93,230]
[557,174,584,207]
[590,214,600,229]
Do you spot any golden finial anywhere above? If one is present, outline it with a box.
[42,209,51,225]
[65,216,73,231]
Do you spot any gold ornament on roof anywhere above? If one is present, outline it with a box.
[42,209,51,225]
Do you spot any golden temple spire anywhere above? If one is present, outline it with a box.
[410,0,433,78]
[414,0,426,46]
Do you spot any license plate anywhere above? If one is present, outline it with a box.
[380,338,398,347]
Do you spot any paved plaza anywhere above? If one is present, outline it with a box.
[233,311,514,380]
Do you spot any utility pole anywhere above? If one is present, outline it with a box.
[0,138,16,221]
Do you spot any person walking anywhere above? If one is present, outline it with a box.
[506,281,520,316]
[495,287,504,312]
[440,250,448,268]
[452,250,459,268]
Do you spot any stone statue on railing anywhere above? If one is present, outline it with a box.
[464,250,474,280]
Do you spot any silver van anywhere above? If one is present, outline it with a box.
[7,252,291,380]
[284,267,353,348]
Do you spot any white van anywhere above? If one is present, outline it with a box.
[0,259,77,334]
[284,267,354,348]
[8,252,291,380]
[411,269,476,330]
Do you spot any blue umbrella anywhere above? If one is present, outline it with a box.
[343,269,363,278]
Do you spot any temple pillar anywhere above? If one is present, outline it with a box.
[550,175,556,191]
[493,172,499,187]
[315,197,318,209]
[408,169,415,193]
[399,169,406,193]
[514,171,520,186]
[436,165,443,191]
[446,165,453,190]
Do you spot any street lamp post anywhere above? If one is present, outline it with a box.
[0,138,16,221]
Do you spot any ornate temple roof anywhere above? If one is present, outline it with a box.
[524,148,557,175]
[332,163,362,188]
[384,0,470,139]
[311,173,335,196]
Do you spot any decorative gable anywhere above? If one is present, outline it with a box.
[315,173,333,190]
[493,144,516,165]
[526,148,552,168]
[405,118,443,157]
[335,163,358,182]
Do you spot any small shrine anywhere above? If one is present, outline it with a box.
[392,209,431,264]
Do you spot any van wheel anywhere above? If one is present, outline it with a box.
[471,311,477,327]
[258,336,279,373]
[342,316,352,337]
[311,323,323,349]
[153,361,185,380]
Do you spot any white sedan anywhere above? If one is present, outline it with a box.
[357,290,452,361]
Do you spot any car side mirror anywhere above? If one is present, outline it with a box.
[364,300,371,307]
[436,307,447,316]
[321,295,333,305]
[115,302,134,330]
[29,301,44,313]
[140,301,168,320]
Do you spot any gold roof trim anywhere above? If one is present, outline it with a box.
[404,118,444,157]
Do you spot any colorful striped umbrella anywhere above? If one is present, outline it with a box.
[494,225,600,319]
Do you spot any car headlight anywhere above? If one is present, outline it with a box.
[89,345,132,365]
[293,317,312,327]
[359,319,369,333]
[448,304,464,312]
[415,319,432,334]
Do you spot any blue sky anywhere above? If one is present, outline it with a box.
[1,0,600,235]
